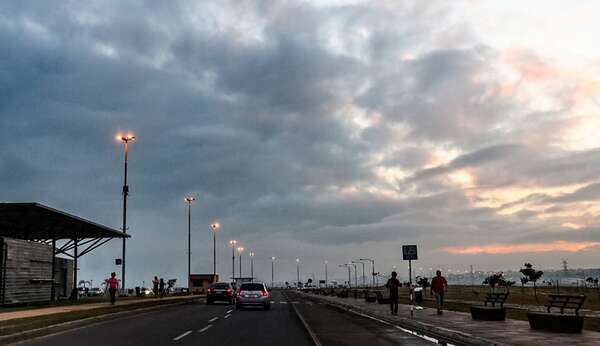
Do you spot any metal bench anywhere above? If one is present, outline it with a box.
[527,294,586,333]
[470,292,509,321]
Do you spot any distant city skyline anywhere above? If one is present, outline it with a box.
[1,1,600,287]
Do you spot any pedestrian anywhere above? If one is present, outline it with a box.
[106,272,119,305]
[152,276,159,298]
[431,270,448,315]
[385,271,400,315]
[159,278,165,298]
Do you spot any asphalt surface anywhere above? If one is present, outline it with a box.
[17,290,434,346]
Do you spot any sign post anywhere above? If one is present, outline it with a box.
[402,245,418,285]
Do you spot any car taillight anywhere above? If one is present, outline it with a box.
[261,290,268,297]
[226,288,232,294]
[207,288,212,294]
[237,288,242,297]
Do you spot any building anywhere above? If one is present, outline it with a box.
[0,203,129,306]
[189,274,219,294]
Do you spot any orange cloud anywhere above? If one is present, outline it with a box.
[503,48,558,82]
[444,241,600,255]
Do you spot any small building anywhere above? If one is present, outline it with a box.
[0,203,129,306]
[189,274,219,294]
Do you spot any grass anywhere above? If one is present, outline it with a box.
[0,296,200,337]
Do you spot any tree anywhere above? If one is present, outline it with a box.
[520,263,543,300]
[483,272,515,292]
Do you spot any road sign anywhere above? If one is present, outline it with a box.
[402,245,418,260]
[115,258,122,265]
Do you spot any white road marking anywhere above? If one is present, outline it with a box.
[198,324,213,333]
[280,301,287,304]
[173,331,192,341]
[224,314,231,319]
[270,300,275,303]
[208,317,219,323]
[226,309,233,314]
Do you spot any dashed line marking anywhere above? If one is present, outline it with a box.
[173,330,192,341]
[270,300,275,303]
[198,324,213,333]
[208,317,219,323]
[226,309,233,314]
[280,301,287,304]
[224,314,231,319]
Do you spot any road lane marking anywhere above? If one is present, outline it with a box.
[280,301,287,304]
[226,309,233,314]
[209,317,219,323]
[270,300,275,303]
[224,314,231,319]
[288,297,322,346]
[173,331,192,341]
[198,324,213,333]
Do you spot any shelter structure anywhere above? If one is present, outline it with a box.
[0,203,129,305]
[189,274,219,294]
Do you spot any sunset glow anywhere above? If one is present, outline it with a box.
[445,241,600,255]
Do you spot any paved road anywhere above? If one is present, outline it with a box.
[18,290,434,346]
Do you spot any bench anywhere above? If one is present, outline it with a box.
[527,294,586,333]
[363,289,377,303]
[470,292,509,321]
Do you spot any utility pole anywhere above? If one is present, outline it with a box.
[324,260,328,286]
[185,197,196,290]
[353,260,366,287]
[117,133,135,294]
[229,240,237,280]
[271,257,275,288]
[360,258,375,287]
[249,252,255,281]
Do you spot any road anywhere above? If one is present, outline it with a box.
[18,291,433,346]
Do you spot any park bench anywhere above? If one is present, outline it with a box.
[470,292,509,321]
[363,289,377,303]
[527,294,586,333]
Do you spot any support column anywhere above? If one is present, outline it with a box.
[72,238,78,300]
[51,238,56,302]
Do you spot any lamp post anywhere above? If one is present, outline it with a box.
[185,197,196,290]
[352,260,366,287]
[237,247,244,278]
[339,264,351,287]
[271,257,276,288]
[324,260,328,287]
[229,240,237,280]
[249,252,255,281]
[210,222,220,276]
[296,258,300,287]
[117,133,135,293]
[360,258,376,287]
[348,263,358,287]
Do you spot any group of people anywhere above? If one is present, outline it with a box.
[386,270,448,316]
[152,276,167,298]
[103,273,169,306]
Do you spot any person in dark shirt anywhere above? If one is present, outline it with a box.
[386,271,401,315]
[431,270,448,315]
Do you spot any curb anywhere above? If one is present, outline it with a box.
[299,292,509,346]
[0,297,202,345]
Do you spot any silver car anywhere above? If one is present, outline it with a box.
[236,282,270,310]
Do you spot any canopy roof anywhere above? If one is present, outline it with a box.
[0,203,129,240]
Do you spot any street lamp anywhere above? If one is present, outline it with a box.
[296,258,300,287]
[324,260,328,287]
[352,260,366,287]
[360,258,376,287]
[348,263,358,287]
[116,132,135,293]
[339,264,351,287]
[271,256,276,288]
[249,252,255,281]
[237,246,244,278]
[229,240,237,280]
[185,196,196,290]
[210,222,220,276]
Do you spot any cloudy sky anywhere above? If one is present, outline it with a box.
[2,0,600,286]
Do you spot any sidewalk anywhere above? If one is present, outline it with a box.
[0,295,202,322]
[305,293,600,345]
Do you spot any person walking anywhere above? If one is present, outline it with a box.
[385,271,401,315]
[159,278,165,298]
[152,276,159,298]
[106,272,119,305]
[431,270,448,315]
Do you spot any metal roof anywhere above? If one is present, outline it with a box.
[0,203,129,240]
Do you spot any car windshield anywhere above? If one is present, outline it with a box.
[240,283,265,291]
[211,283,229,289]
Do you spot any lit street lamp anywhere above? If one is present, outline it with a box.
[229,240,237,280]
[210,222,220,276]
[296,258,300,287]
[237,246,244,278]
[116,132,135,293]
[271,257,276,288]
[185,196,196,290]
[249,252,255,281]
[360,258,376,287]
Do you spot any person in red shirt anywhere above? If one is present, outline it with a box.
[106,272,119,305]
[431,270,447,315]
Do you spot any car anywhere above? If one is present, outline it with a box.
[140,287,153,296]
[236,282,270,310]
[87,287,104,297]
[206,282,235,305]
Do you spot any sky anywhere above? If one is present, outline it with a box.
[1,0,600,286]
